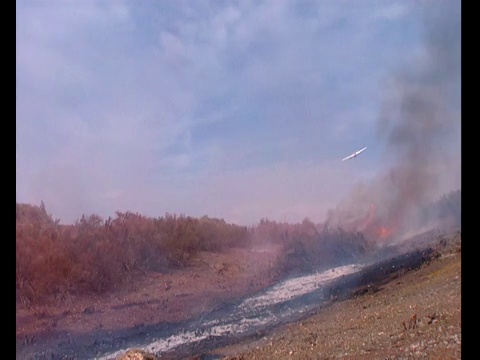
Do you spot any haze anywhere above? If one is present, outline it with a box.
[16,0,460,226]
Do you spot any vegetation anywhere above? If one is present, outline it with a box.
[16,189,460,306]
[16,206,250,305]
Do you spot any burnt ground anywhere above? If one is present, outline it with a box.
[209,231,461,360]
[16,246,286,359]
[16,230,461,359]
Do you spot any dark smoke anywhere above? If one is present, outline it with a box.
[327,1,461,242]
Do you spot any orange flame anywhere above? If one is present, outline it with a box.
[361,203,397,241]
[376,226,393,238]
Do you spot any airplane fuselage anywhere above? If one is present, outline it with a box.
[342,146,367,161]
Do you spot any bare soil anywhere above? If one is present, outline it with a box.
[16,246,285,359]
[16,232,461,360]
[210,233,461,360]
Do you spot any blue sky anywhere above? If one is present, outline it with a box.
[16,0,461,226]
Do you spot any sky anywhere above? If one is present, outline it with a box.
[16,0,461,226]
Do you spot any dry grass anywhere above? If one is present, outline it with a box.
[16,203,371,307]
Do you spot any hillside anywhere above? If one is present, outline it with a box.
[16,193,461,359]
[209,231,461,359]
[101,229,461,360]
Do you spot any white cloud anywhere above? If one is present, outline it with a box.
[16,1,460,225]
[373,3,409,21]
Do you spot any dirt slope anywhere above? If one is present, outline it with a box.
[16,232,461,360]
[208,232,461,360]
[16,246,285,359]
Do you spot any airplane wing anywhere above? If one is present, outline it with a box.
[355,146,367,156]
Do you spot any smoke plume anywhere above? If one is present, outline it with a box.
[326,1,461,243]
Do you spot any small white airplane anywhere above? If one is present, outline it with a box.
[342,146,367,161]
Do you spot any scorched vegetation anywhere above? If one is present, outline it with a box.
[16,190,460,307]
